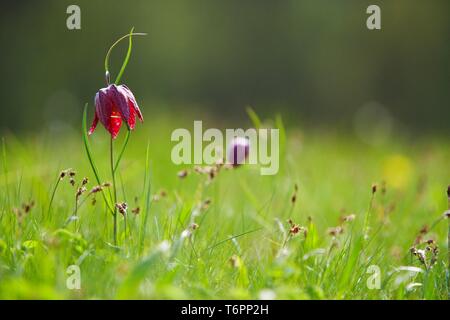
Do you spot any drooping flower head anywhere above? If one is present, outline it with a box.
[227,137,250,167]
[89,84,143,139]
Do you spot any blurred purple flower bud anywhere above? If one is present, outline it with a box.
[227,137,249,167]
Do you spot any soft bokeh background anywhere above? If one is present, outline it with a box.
[1,1,450,300]
[0,0,450,132]
[0,1,449,137]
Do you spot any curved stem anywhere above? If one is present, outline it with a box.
[114,129,131,173]
[104,28,147,84]
[74,195,79,232]
[363,192,375,239]
[46,176,61,219]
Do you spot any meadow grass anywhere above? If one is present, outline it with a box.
[0,115,449,299]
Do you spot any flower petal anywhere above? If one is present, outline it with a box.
[228,137,250,167]
[96,89,113,129]
[127,101,136,130]
[88,110,99,135]
[108,108,122,139]
[108,84,130,124]
[120,84,143,122]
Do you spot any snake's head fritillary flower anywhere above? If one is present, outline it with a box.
[227,137,250,167]
[88,84,143,139]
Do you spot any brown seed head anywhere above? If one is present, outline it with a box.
[291,194,297,204]
[201,198,212,210]
[116,202,128,215]
[22,201,35,213]
[177,169,188,179]
[327,226,344,237]
[341,214,356,223]
[159,189,167,198]
[190,223,199,230]
[229,255,241,268]
[76,187,87,199]
[90,185,103,194]
[194,166,203,174]
[290,225,300,235]
[371,183,377,194]
[419,225,429,235]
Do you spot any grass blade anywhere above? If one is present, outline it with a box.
[103,28,147,84]
[138,141,152,256]
[82,104,114,214]
[246,106,262,129]
[115,27,133,84]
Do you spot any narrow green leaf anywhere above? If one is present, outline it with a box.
[275,113,286,162]
[139,141,152,256]
[115,27,134,84]
[113,129,130,173]
[82,104,114,214]
[104,29,147,83]
[1,138,10,210]
[246,106,262,129]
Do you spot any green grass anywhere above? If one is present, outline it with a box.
[0,116,449,299]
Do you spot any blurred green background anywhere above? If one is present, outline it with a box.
[0,1,449,135]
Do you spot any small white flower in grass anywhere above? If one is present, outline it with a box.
[157,240,171,253]
[393,266,424,288]
[406,282,422,292]
[302,248,326,261]
[276,247,291,261]
[274,218,286,238]
[180,229,191,239]
[168,262,177,270]
[139,279,154,296]
[259,289,276,300]
[395,266,424,273]
[192,208,201,217]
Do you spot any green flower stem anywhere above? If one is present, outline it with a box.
[82,105,114,215]
[363,192,375,239]
[46,175,61,219]
[110,137,118,246]
[114,129,130,174]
